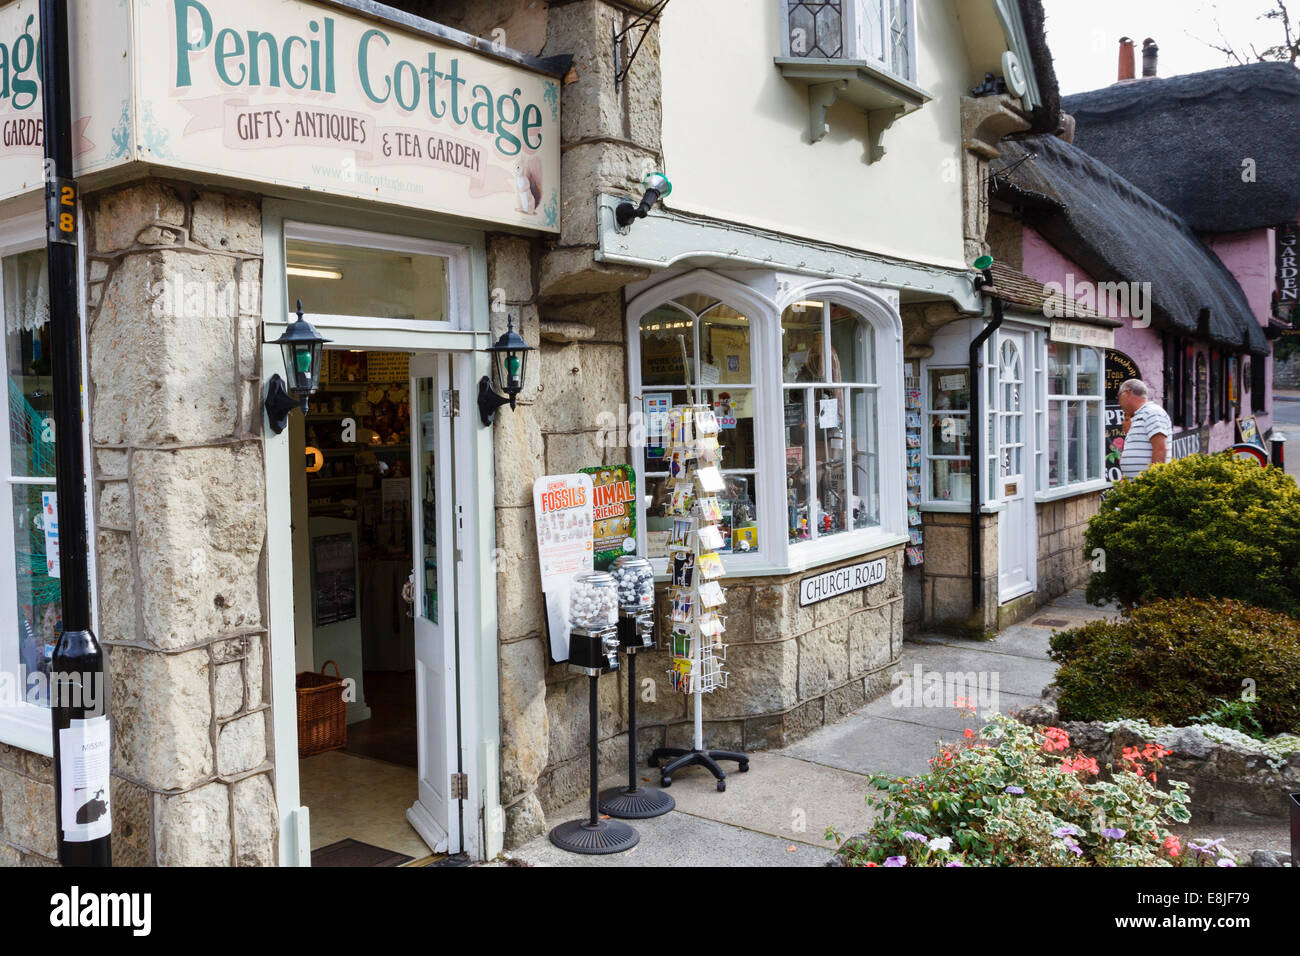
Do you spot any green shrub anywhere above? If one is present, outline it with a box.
[827,712,1219,867]
[1083,454,1300,615]
[1049,598,1300,735]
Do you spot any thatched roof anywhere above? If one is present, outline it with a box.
[992,133,1269,353]
[1064,62,1300,233]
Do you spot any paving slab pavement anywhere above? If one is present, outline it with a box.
[502,590,1130,866]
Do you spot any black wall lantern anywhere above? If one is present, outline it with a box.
[265,299,330,434]
[479,315,535,426]
[615,172,672,227]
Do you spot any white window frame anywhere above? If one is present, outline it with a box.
[1041,341,1107,496]
[921,364,973,505]
[627,270,906,577]
[0,208,95,756]
[282,221,472,333]
[781,0,918,83]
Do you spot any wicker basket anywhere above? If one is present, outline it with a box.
[296,661,347,758]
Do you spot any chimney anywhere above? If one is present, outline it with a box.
[1118,36,1135,81]
[1142,37,1159,77]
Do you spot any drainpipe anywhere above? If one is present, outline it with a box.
[41,0,111,866]
[970,261,1004,619]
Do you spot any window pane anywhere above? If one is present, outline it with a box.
[285,238,448,322]
[700,306,751,386]
[832,305,873,384]
[644,474,673,559]
[929,367,969,410]
[787,1,844,58]
[850,387,880,527]
[1048,401,1062,487]
[929,412,969,456]
[1077,347,1101,396]
[13,485,59,707]
[814,388,848,537]
[5,249,55,478]
[718,475,759,555]
[1047,342,1068,395]
[702,387,755,470]
[786,387,812,541]
[782,301,824,383]
[1067,401,1083,483]
[640,306,694,387]
[929,458,971,501]
[1086,401,1102,480]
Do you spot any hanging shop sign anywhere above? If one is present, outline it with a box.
[1103,350,1141,482]
[0,0,133,201]
[0,0,561,232]
[798,557,887,607]
[580,464,637,571]
[533,473,594,662]
[1277,223,1297,324]
[1049,320,1114,350]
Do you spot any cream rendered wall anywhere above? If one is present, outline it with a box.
[659,0,974,269]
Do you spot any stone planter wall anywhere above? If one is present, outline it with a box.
[1018,692,1300,824]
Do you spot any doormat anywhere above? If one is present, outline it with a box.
[1030,618,1070,628]
[311,838,413,867]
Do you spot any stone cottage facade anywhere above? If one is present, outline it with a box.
[0,0,1062,864]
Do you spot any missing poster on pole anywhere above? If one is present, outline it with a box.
[533,473,594,662]
[59,716,112,842]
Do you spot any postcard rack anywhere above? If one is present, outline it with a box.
[650,403,749,792]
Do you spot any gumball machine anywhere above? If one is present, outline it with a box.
[598,556,675,820]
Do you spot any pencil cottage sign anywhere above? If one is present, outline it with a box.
[0,0,561,231]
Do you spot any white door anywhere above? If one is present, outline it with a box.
[405,352,463,853]
[994,331,1036,602]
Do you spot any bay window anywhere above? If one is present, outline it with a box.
[629,273,905,573]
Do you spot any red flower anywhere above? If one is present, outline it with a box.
[1164,835,1181,858]
[964,728,975,739]
[1042,727,1071,752]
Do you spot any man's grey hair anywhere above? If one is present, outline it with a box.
[1118,379,1148,398]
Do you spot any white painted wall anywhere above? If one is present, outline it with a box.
[660,0,978,270]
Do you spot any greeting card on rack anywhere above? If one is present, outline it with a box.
[672,552,695,587]
[697,524,724,551]
[698,496,723,523]
[697,551,725,579]
[698,580,726,608]
[695,466,725,493]
[695,408,719,435]
[695,436,722,463]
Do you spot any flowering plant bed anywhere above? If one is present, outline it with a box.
[828,708,1239,867]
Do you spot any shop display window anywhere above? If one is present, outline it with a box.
[781,300,879,543]
[2,247,61,712]
[924,366,971,502]
[285,234,451,324]
[639,301,757,558]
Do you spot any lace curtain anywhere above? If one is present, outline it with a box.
[5,250,49,336]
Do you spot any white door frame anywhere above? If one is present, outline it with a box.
[993,327,1037,603]
[260,207,500,865]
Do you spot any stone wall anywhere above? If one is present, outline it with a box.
[0,745,56,865]
[919,510,999,636]
[89,181,274,866]
[535,547,906,815]
[1035,492,1099,600]
[1275,353,1300,389]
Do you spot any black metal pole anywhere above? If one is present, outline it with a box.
[626,653,637,790]
[587,675,599,827]
[42,0,110,867]
[969,268,1003,619]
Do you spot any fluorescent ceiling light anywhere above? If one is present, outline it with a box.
[286,265,343,280]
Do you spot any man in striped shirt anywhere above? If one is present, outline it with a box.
[1117,379,1171,479]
